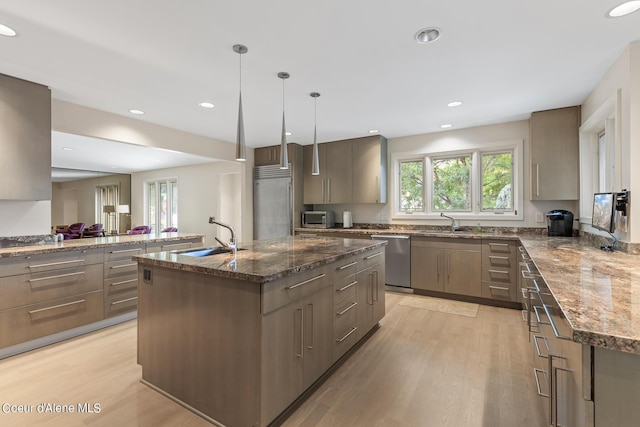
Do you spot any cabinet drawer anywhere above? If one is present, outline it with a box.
[104,258,139,279]
[412,237,481,251]
[104,244,145,263]
[331,256,358,282]
[262,267,330,314]
[104,290,138,318]
[481,266,516,284]
[104,274,138,298]
[359,248,385,271]
[0,249,104,278]
[334,299,358,335]
[334,274,357,306]
[481,253,516,269]
[334,307,358,361]
[0,263,103,310]
[0,291,104,348]
[482,240,516,255]
[146,238,202,253]
[481,281,518,302]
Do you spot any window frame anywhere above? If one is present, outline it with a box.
[391,139,523,221]
[144,177,179,233]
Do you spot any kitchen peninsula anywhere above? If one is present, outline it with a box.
[0,233,203,359]
[134,235,386,427]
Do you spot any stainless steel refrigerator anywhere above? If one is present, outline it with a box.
[253,164,293,240]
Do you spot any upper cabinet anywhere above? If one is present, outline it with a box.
[352,136,387,204]
[303,135,387,205]
[303,140,352,204]
[0,73,51,201]
[529,106,580,201]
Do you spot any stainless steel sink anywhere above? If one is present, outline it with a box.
[174,246,245,257]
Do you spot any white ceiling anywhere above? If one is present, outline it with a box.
[1,1,640,172]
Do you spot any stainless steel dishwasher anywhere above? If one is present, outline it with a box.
[371,234,411,288]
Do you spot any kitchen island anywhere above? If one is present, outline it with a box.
[134,235,386,427]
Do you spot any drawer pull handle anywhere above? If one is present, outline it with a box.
[337,302,358,316]
[286,273,326,290]
[533,305,550,325]
[489,243,509,248]
[28,271,84,283]
[160,243,192,250]
[489,256,510,261]
[337,281,357,292]
[533,334,550,359]
[533,368,549,398]
[521,310,528,322]
[488,285,510,292]
[488,269,509,275]
[110,248,142,254]
[336,327,358,343]
[110,263,138,269]
[111,278,137,286]
[29,259,85,269]
[338,261,357,270]
[363,252,383,260]
[542,304,572,341]
[29,299,85,315]
[111,296,138,305]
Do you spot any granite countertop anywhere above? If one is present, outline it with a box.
[0,233,204,258]
[519,235,640,354]
[133,235,387,284]
[294,226,523,241]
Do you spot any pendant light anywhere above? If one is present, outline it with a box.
[278,71,290,169]
[233,44,248,162]
[310,92,321,175]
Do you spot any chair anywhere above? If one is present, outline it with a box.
[60,223,85,240]
[82,223,104,238]
[129,225,151,235]
[161,227,178,232]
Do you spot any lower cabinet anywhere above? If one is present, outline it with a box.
[356,260,385,338]
[411,237,481,297]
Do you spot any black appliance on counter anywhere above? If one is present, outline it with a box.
[546,210,574,237]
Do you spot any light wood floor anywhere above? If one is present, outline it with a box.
[0,292,546,427]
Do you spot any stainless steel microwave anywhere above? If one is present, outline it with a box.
[302,211,335,228]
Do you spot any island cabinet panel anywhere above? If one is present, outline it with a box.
[332,258,359,361]
[261,267,334,426]
[411,237,481,297]
[137,266,262,427]
[356,259,385,339]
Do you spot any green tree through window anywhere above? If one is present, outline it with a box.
[399,160,423,212]
[432,155,471,211]
[481,152,512,211]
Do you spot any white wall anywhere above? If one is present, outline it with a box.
[131,161,247,247]
[0,201,52,236]
[315,119,577,229]
[581,41,640,242]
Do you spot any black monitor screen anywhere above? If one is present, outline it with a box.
[592,192,615,233]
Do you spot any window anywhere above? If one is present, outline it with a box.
[96,185,119,232]
[146,178,178,233]
[481,151,513,211]
[399,160,424,212]
[432,154,471,211]
[393,139,522,220]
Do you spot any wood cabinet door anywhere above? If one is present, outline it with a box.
[356,268,374,339]
[352,136,386,203]
[302,284,334,388]
[303,144,325,204]
[261,300,305,425]
[324,140,352,204]
[529,106,580,200]
[411,246,444,292]
[444,249,481,297]
[371,262,386,325]
[255,146,277,166]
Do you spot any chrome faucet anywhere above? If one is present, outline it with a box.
[440,213,458,232]
[208,216,237,252]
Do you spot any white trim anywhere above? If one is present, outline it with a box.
[391,139,523,221]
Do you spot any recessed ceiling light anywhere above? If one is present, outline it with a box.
[369,129,379,134]
[62,147,75,151]
[607,1,640,17]
[447,101,463,107]
[440,124,453,129]
[285,132,292,136]
[198,102,214,108]
[0,24,17,37]
[129,109,145,115]
[415,27,441,44]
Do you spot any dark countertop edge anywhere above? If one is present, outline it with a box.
[294,227,522,240]
[134,240,387,284]
[0,234,205,258]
